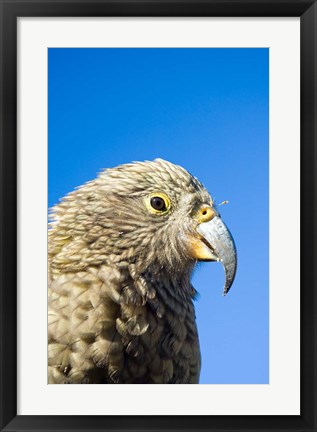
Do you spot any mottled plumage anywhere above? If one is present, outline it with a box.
[48,159,236,384]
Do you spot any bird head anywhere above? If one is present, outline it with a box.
[49,159,237,295]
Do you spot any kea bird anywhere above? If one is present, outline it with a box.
[48,159,237,384]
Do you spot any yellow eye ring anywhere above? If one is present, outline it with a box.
[145,193,171,215]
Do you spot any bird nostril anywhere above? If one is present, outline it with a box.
[199,207,215,223]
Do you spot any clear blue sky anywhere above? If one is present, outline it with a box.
[48,48,269,384]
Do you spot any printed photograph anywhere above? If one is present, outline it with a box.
[48,48,269,384]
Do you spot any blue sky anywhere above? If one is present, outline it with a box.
[48,48,269,384]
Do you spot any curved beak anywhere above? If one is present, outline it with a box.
[196,216,237,295]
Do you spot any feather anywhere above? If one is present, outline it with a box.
[47,159,220,384]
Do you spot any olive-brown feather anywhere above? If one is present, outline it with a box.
[48,159,212,384]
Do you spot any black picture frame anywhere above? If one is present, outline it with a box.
[0,1,316,431]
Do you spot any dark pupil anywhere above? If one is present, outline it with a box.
[151,196,166,211]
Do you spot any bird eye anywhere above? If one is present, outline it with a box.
[145,193,171,215]
[150,196,166,211]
